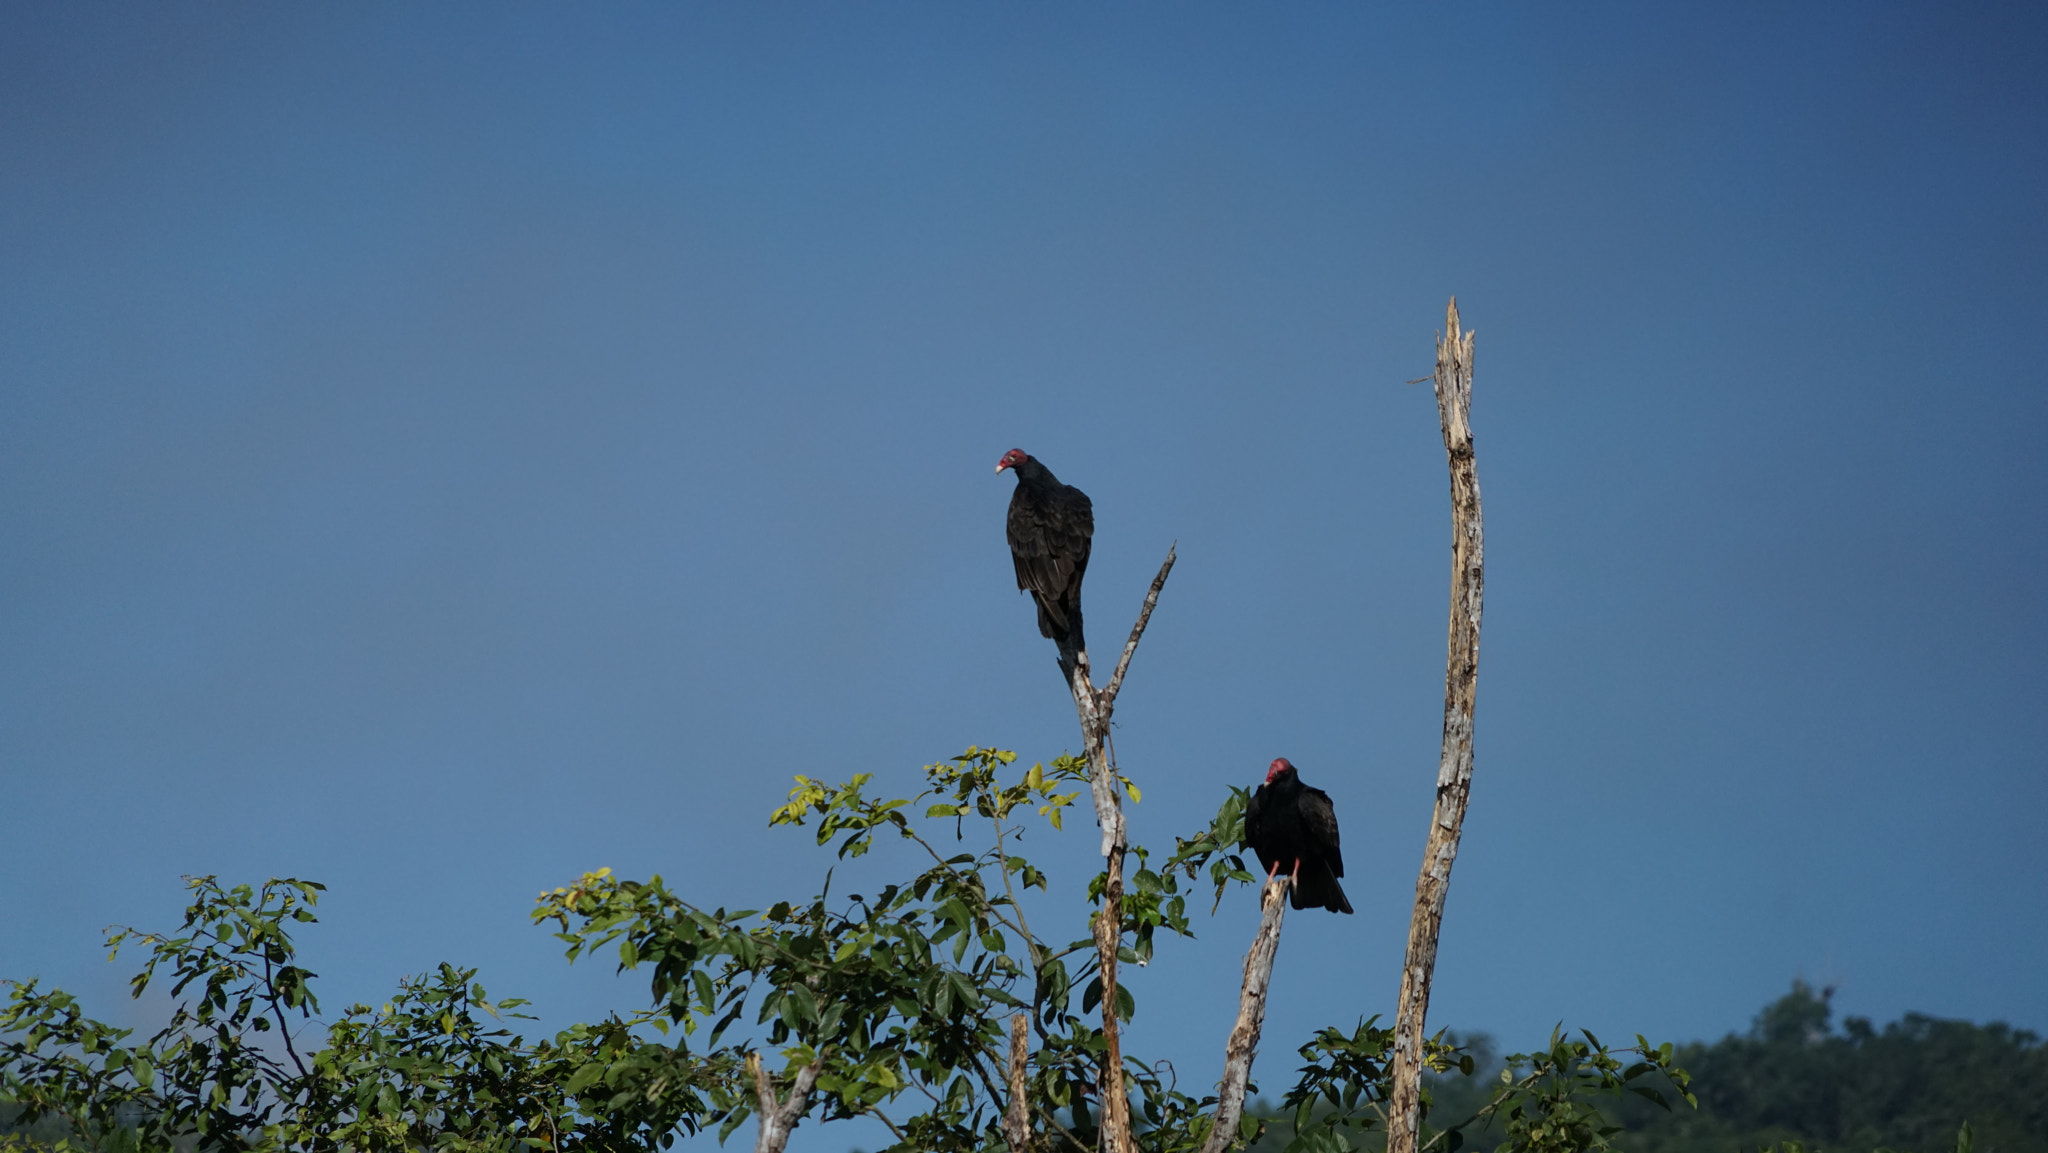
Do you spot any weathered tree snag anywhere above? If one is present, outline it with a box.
[1070,656,1125,859]
[1386,299,1484,1153]
[1064,545,1176,1153]
[1089,866,1133,1153]
[1005,1012,1032,1153]
[747,1050,826,1153]
[1196,879,1289,1153]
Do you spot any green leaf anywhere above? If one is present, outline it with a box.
[949,971,981,1013]
[565,1056,610,1097]
[785,984,819,1029]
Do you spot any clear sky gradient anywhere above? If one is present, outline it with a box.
[3,5,2044,1148]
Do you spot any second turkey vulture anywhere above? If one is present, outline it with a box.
[1243,758,1353,914]
[996,448,1094,674]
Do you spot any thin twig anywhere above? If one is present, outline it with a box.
[1420,1070,1542,1152]
[1034,1102,1094,1153]
[959,1050,1029,1152]
[1101,544,1177,711]
[671,888,1036,1024]
[871,1108,909,1144]
[896,822,1037,949]
[259,951,311,1083]
[908,1072,947,1107]
[992,818,1037,951]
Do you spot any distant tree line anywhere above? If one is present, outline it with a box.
[1385,981,2042,1153]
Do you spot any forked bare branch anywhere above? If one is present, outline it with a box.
[1061,541,1177,1153]
[748,1050,826,1153]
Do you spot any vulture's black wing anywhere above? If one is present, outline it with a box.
[1006,476,1093,647]
[1294,785,1353,914]
[1298,786,1344,879]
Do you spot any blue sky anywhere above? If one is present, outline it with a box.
[3,4,2044,1147]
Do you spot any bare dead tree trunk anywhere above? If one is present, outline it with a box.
[1065,544,1177,1153]
[1086,852,1134,1153]
[1197,878,1289,1153]
[747,1050,826,1153]
[1005,1012,1032,1153]
[1386,299,1484,1153]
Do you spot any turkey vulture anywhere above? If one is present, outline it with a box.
[1243,758,1353,914]
[996,448,1094,674]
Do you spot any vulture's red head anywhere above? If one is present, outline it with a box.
[1266,758,1295,783]
[995,448,1030,473]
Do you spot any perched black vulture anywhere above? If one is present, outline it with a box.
[996,448,1094,674]
[1243,758,1353,914]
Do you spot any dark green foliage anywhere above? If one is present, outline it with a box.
[1609,982,2045,1153]
[2,878,741,1152]
[1373,987,2032,1153]
[5,747,1691,1153]
[1244,1024,1690,1153]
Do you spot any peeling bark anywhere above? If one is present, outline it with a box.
[1387,299,1484,1153]
[1197,879,1289,1153]
[1005,1013,1032,1153]
[1063,545,1176,1153]
[747,1050,825,1153]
